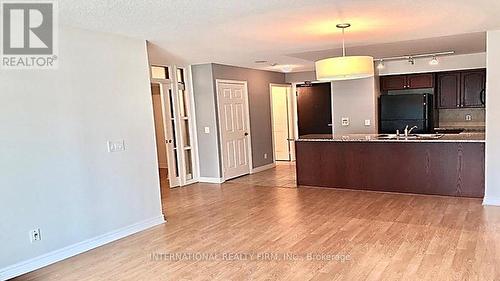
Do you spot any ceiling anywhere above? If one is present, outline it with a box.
[59,0,500,72]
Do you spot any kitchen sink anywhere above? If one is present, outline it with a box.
[415,134,445,140]
[376,134,444,140]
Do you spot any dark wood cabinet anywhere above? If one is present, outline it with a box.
[296,141,485,198]
[437,72,461,109]
[381,75,407,91]
[436,69,486,109]
[407,74,434,89]
[462,70,486,108]
[380,73,434,91]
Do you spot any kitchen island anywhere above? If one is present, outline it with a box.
[295,133,485,198]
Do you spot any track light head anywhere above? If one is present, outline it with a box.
[429,56,439,65]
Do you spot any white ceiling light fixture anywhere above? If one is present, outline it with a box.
[315,23,374,81]
[429,56,439,65]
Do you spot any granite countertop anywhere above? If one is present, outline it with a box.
[435,126,485,132]
[296,133,485,143]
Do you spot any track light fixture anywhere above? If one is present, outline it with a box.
[374,51,454,67]
[429,56,439,65]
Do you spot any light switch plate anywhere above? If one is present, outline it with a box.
[341,117,349,126]
[465,114,472,121]
[204,127,210,134]
[107,140,125,152]
[364,119,371,126]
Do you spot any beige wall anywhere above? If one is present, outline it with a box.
[485,31,500,205]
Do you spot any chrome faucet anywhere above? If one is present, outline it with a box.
[404,125,418,137]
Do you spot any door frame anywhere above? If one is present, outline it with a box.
[172,65,199,186]
[215,79,253,181]
[150,64,199,187]
[269,83,294,162]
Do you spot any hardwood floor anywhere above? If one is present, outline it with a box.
[15,162,500,280]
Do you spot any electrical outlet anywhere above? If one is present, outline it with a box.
[107,140,125,152]
[341,117,349,126]
[264,153,268,159]
[204,127,210,134]
[30,228,41,243]
[465,114,472,121]
[364,119,371,126]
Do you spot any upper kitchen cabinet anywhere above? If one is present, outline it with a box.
[461,70,486,108]
[380,73,434,91]
[380,75,407,91]
[407,74,435,89]
[436,69,486,109]
[437,72,461,109]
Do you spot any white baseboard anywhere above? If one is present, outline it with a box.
[0,215,165,281]
[483,196,500,206]
[251,162,276,174]
[198,177,225,184]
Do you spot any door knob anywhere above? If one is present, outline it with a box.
[244,132,249,136]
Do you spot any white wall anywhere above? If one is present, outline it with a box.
[147,41,188,66]
[285,71,316,83]
[331,77,379,135]
[0,26,164,277]
[377,53,486,76]
[485,31,500,205]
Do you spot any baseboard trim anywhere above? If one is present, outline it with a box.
[251,162,276,174]
[0,215,165,281]
[198,177,225,184]
[483,196,500,206]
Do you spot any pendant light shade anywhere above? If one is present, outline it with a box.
[315,23,374,81]
[315,56,374,81]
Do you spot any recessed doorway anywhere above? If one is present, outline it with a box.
[270,84,295,161]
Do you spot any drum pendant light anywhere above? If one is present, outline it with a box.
[315,23,374,81]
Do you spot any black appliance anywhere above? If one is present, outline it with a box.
[379,94,433,134]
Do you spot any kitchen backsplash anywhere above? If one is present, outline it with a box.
[439,108,485,128]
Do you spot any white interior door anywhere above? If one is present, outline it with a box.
[217,81,251,180]
[159,83,181,187]
[271,86,292,161]
[150,65,197,188]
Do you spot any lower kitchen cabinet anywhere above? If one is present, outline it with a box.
[296,141,485,198]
